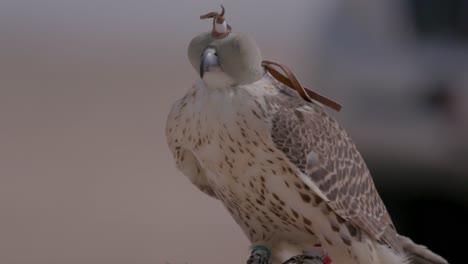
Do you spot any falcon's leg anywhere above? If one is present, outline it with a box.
[247,245,272,264]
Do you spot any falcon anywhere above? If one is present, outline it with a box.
[166,6,448,264]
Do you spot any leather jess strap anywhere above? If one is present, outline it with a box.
[262,60,342,112]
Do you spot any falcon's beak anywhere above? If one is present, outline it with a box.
[200,48,221,78]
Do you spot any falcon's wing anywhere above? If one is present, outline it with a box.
[166,95,218,199]
[265,80,399,250]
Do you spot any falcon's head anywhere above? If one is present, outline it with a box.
[188,7,263,87]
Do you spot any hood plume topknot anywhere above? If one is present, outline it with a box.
[200,5,232,39]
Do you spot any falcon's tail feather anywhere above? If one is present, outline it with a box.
[398,235,448,264]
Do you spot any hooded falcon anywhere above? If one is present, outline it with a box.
[166,6,449,264]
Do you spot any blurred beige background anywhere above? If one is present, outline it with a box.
[1,0,466,263]
[0,1,325,263]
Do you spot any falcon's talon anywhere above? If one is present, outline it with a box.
[246,256,270,264]
[282,255,324,264]
[246,253,271,264]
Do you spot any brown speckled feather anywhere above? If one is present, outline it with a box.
[264,76,401,252]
